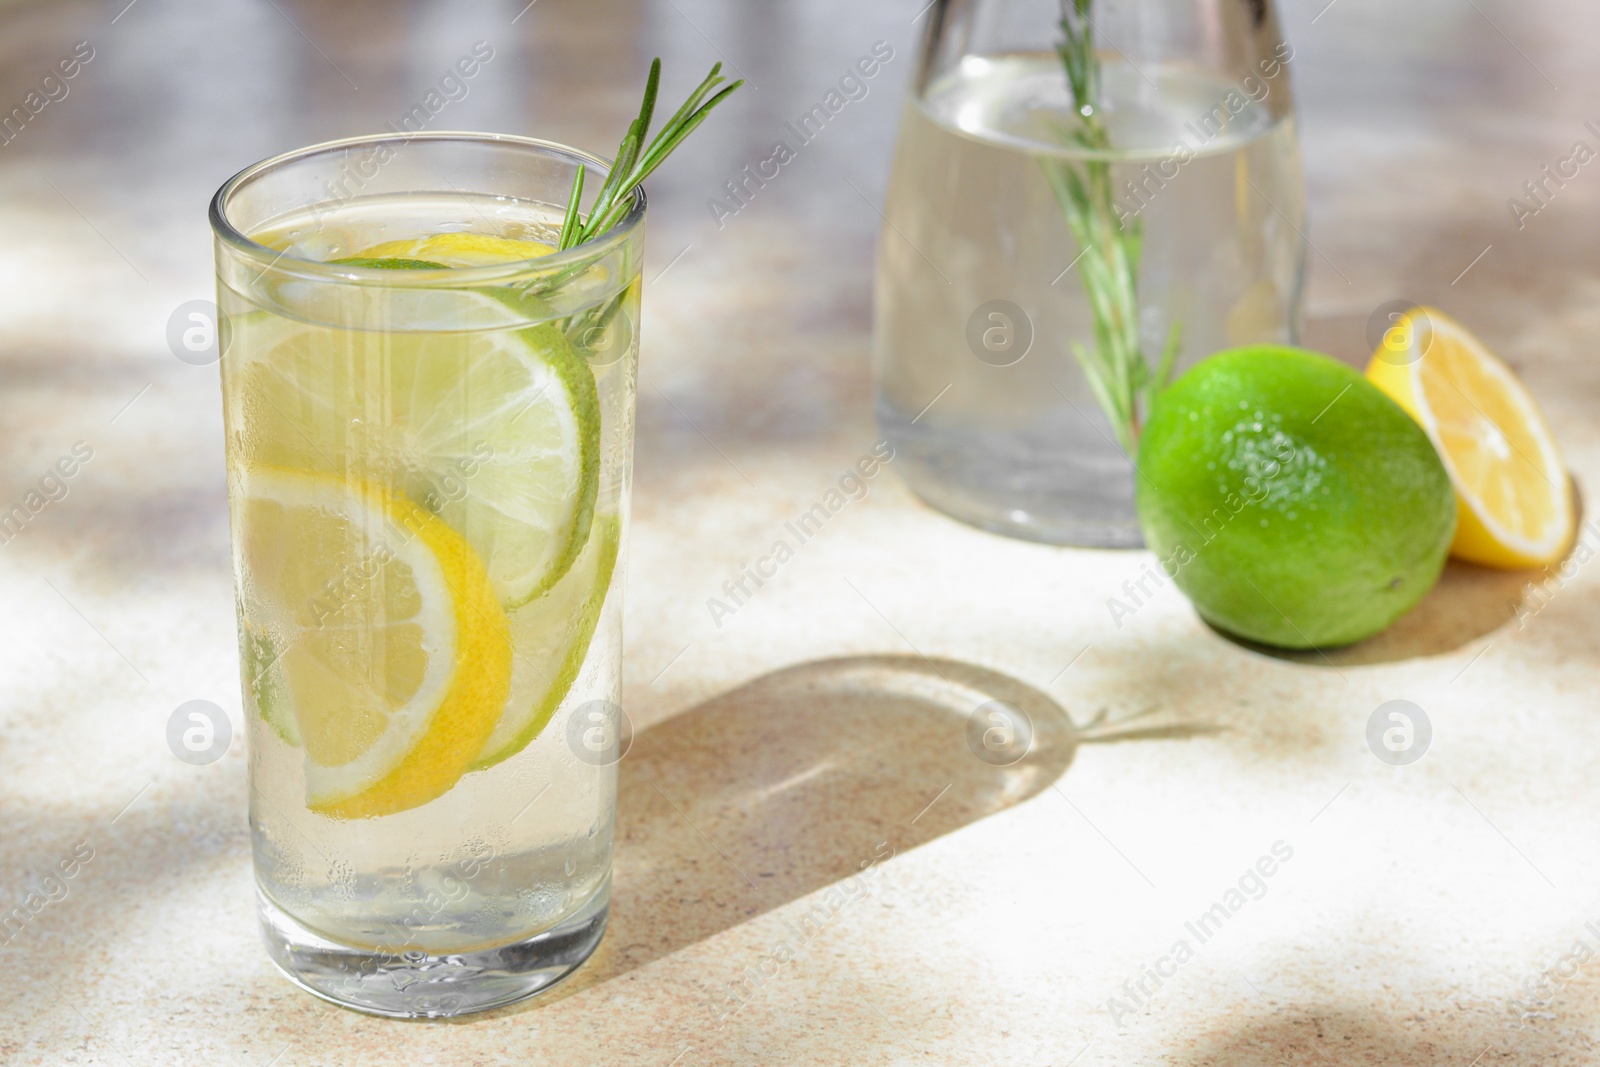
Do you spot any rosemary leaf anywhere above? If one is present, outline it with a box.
[558,60,744,250]
[557,166,586,251]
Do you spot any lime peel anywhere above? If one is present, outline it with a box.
[1137,346,1457,649]
[472,514,620,771]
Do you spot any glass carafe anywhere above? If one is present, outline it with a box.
[873,0,1306,546]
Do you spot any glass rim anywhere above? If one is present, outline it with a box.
[208,130,647,286]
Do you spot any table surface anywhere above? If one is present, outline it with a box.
[3,0,1599,1064]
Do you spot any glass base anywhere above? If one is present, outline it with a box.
[904,476,1145,548]
[878,403,1145,549]
[257,877,610,1018]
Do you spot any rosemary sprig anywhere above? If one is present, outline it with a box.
[558,59,744,250]
[328,66,741,364]
[1044,0,1179,453]
[531,60,742,355]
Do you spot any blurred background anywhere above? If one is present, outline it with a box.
[3,1,1599,1064]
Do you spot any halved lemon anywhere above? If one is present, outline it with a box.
[238,468,512,818]
[1366,307,1573,568]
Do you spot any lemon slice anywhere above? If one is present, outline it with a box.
[353,233,556,268]
[1367,307,1573,568]
[473,515,620,771]
[230,312,599,606]
[239,469,512,818]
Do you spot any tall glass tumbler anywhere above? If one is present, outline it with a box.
[210,133,642,1017]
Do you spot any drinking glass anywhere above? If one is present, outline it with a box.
[210,133,641,1017]
[874,0,1307,546]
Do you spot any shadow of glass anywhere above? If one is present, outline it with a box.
[533,654,1077,1003]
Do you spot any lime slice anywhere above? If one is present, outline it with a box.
[240,617,297,745]
[330,257,451,271]
[230,311,600,606]
[238,469,512,818]
[473,514,620,771]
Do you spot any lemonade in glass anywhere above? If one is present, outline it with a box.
[210,133,642,1017]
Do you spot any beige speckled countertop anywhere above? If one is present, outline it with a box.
[4,0,1600,1063]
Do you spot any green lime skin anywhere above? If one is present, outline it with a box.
[1135,346,1457,649]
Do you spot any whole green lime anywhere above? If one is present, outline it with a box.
[1136,346,1456,649]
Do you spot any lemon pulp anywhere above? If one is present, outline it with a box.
[1367,307,1572,568]
[239,469,512,818]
